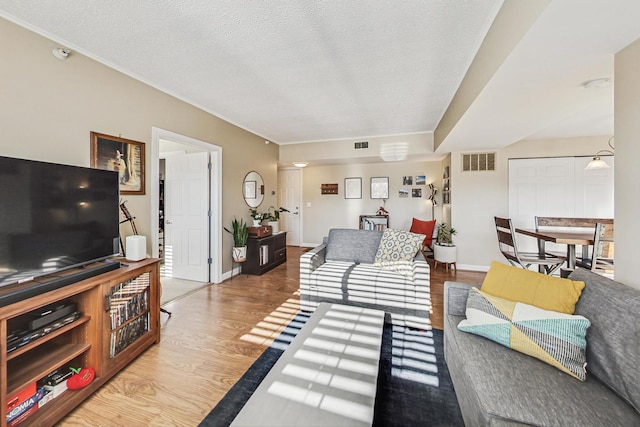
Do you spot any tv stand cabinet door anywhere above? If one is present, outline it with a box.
[101,259,161,376]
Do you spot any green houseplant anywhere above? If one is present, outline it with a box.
[436,223,457,246]
[265,206,290,233]
[224,217,248,261]
[248,208,267,227]
[266,206,290,222]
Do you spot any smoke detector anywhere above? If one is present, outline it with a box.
[52,48,71,61]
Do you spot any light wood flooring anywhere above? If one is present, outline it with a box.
[60,247,486,426]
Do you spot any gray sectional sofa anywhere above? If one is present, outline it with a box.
[444,267,640,426]
[299,228,430,323]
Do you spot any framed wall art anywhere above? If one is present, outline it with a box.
[244,180,257,199]
[370,177,389,199]
[344,177,362,199]
[90,132,145,195]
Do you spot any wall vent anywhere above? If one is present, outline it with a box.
[462,152,496,172]
[354,141,369,149]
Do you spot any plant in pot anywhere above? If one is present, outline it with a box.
[248,208,267,227]
[265,206,290,233]
[224,217,249,262]
[436,223,457,246]
[434,223,457,271]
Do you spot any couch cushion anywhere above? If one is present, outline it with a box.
[325,229,383,264]
[445,311,640,426]
[458,287,590,380]
[374,229,425,276]
[569,268,640,413]
[481,261,585,314]
[410,218,436,247]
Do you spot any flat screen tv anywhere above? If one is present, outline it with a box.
[0,155,120,292]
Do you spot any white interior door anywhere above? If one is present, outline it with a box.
[164,151,210,281]
[278,169,301,246]
[509,156,614,253]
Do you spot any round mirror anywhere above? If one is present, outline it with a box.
[243,171,264,208]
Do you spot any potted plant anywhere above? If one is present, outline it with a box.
[265,206,290,233]
[224,217,248,262]
[248,208,267,227]
[434,223,457,272]
[436,223,457,246]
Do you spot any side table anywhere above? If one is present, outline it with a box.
[434,244,457,272]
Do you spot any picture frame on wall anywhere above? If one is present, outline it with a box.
[370,177,389,199]
[415,175,426,185]
[344,177,362,199]
[90,132,145,195]
[402,176,413,185]
[244,180,257,199]
[399,188,409,198]
[412,188,422,198]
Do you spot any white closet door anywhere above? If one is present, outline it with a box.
[508,156,613,254]
[574,156,614,218]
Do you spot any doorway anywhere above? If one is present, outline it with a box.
[150,128,222,287]
[278,168,302,246]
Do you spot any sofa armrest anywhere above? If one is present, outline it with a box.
[444,281,477,317]
[411,255,430,288]
[300,243,326,283]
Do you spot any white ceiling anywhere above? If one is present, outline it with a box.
[1,1,640,153]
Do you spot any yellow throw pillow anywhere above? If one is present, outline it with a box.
[480,261,585,314]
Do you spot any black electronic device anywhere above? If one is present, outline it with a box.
[0,155,121,304]
[26,301,78,331]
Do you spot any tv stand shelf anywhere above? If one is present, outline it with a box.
[0,258,160,427]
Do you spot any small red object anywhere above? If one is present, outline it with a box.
[66,367,95,390]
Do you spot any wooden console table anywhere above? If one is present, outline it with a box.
[242,232,287,275]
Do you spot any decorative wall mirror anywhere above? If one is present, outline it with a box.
[243,171,264,208]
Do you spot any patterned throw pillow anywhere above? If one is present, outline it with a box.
[458,287,591,381]
[373,228,425,275]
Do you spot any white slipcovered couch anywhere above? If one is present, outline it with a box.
[299,228,430,324]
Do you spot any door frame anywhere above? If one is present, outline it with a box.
[151,127,223,284]
[278,167,303,246]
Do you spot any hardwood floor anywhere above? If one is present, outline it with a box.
[61,247,486,426]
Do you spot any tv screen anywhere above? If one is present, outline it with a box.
[0,156,120,288]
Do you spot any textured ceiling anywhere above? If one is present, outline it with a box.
[0,0,502,144]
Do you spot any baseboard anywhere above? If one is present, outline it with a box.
[300,242,320,248]
[456,264,490,272]
[222,266,243,281]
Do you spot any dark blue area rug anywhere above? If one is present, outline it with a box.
[200,316,463,427]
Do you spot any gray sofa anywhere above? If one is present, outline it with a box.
[444,267,640,426]
[299,228,430,323]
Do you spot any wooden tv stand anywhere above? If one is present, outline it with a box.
[0,258,160,427]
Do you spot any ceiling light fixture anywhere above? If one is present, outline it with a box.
[585,136,614,170]
[52,48,71,61]
[293,162,308,168]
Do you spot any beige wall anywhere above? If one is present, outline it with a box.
[298,160,443,245]
[450,136,610,271]
[0,18,279,276]
[614,38,640,289]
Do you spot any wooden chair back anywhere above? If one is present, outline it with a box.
[494,217,519,263]
[592,222,614,272]
[535,217,613,229]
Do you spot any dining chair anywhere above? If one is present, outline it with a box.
[576,222,614,275]
[494,216,566,274]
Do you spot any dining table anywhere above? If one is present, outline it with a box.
[515,228,594,270]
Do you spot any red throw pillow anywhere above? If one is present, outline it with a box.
[410,218,436,247]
